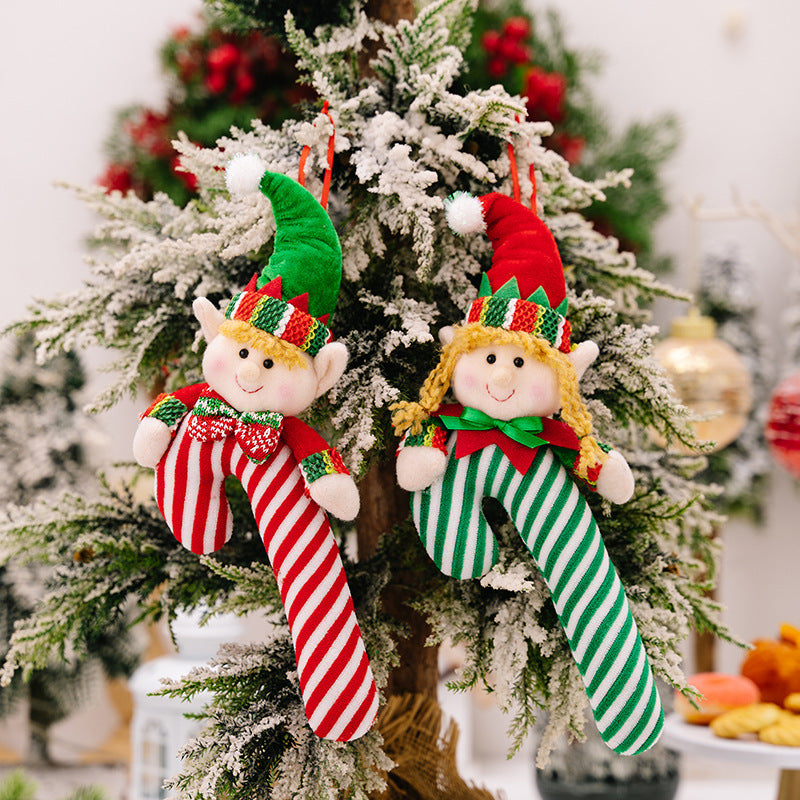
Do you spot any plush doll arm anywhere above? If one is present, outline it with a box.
[395,419,449,492]
[565,442,634,504]
[594,449,635,504]
[282,417,360,521]
[133,384,205,468]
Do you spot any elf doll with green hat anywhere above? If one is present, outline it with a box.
[133,155,378,742]
[391,191,664,755]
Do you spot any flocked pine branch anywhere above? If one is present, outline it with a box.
[160,639,393,800]
[0,476,267,683]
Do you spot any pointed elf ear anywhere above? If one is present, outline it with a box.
[439,326,455,346]
[567,340,600,381]
[313,342,348,398]
[193,298,226,342]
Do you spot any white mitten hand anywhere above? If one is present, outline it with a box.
[309,473,360,521]
[595,450,635,504]
[396,446,448,492]
[133,417,173,469]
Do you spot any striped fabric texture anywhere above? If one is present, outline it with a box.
[411,441,663,755]
[142,393,189,430]
[225,289,332,356]
[466,295,572,353]
[155,417,378,741]
[299,448,348,483]
[400,418,450,452]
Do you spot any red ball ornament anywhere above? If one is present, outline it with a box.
[552,132,585,165]
[207,42,240,72]
[204,69,228,95]
[497,37,520,61]
[481,29,501,55]
[230,65,256,103]
[502,16,531,41]
[524,67,567,123]
[487,56,508,78]
[765,370,800,479]
[98,163,134,195]
[125,110,172,158]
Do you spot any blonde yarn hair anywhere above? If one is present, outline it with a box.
[390,323,605,479]
[219,319,309,370]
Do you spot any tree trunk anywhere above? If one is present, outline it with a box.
[355,0,438,704]
[694,524,720,673]
[364,0,414,26]
[358,0,415,79]
[27,721,52,766]
[357,455,439,700]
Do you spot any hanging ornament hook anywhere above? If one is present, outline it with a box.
[298,101,336,210]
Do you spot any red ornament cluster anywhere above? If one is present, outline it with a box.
[204,41,256,102]
[766,370,800,479]
[481,16,532,78]
[125,110,173,158]
[478,15,585,165]
[97,19,312,204]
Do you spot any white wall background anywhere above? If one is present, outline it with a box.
[539,0,800,676]
[1,0,799,759]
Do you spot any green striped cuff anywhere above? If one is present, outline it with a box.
[299,449,348,484]
[142,393,189,430]
[400,419,448,453]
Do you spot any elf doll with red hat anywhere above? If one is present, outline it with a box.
[133,155,378,742]
[391,190,663,755]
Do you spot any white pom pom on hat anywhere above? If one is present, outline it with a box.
[225,153,268,196]
[445,191,486,235]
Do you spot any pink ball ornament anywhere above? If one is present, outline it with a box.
[765,369,800,479]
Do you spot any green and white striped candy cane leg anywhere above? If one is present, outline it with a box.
[411,442,664,755]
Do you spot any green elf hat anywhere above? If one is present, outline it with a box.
[445,191,572,353]
[224,153,343,354]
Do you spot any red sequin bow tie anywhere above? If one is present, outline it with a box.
[187,391,283,464]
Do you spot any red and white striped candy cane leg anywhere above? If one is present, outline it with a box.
[236,441,379,741]
[155,417,236,554]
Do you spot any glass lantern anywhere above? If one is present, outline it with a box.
[129,610,244,800]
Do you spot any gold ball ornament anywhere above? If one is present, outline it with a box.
[653,311,753,453]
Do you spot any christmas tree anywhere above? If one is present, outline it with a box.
[2,0,728,795]
[0,335,138,763]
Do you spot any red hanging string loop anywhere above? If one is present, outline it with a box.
[508,114,540,215]
[508,130,522,205]
[298,100,336,210]
[320,102,335,210]
[298,147,311,188]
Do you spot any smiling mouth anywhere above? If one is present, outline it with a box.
[486,385,515,403]
[235,376,263,394]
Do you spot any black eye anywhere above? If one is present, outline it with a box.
[263,359,274,369]
[513,357,525,368]
[238,348,249,359]
[486,353,496,364]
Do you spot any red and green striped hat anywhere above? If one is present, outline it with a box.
[225,275,333,356]
[224,155,342,355]
[445,191,572,353]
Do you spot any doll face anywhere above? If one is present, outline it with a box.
[450,343,561,421]
[202,333,318,416]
